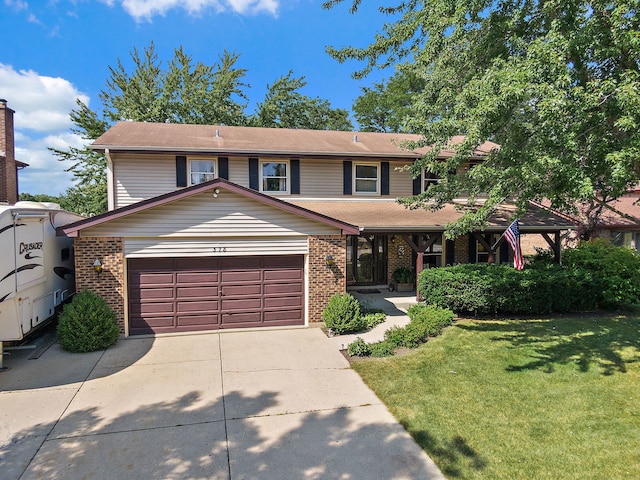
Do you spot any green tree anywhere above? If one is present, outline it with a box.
[18,193,62,204]
[252,71,352,130]
[326,0,640,237]
[52,44,350,214]
[49,100,110,215]
[353,68,424,132]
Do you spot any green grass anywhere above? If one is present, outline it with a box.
[351,313,640,479]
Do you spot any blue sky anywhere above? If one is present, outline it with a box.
[1,0,392,195]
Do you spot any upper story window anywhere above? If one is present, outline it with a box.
[261,161,288,193]
[354,164,379,194]
[423,170,440,192]
[189,159,216,185]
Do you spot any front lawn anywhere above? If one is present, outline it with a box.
[351,314,640,479]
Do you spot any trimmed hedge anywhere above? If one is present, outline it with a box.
[417,240,640,315]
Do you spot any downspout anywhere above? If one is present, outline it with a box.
[105,149,114,211]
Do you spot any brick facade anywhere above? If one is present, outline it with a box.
[308,234,347,324]
[454,234,470,264]
[74,237,126,334]
[0,99,18,204]
[387,235,413,281]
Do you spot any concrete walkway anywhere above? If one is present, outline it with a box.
[0,326,443,479]
[325,289,418,350]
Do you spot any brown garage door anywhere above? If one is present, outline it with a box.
[127,255,304,335]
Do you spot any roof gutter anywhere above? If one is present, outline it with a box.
[90,145,491,161]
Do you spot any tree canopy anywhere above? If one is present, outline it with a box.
[51,43,351,215]
[253,71,352,130]
[327,0,640,237]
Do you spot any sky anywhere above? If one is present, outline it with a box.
[1,0,393,196]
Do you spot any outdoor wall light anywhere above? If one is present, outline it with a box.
[93,259,103,275]
[213,188,220,198]
[325,255,334,269]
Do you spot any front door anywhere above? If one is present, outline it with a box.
[347,235,387,285]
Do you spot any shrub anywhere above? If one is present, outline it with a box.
[347,337,371,356]
[57,290,120,353]
[563,238,640,308]
[362,311,386,329]
[322,293,367,334]
[384,325,407,348]
[418,262,605,315]
[369,341,395,357]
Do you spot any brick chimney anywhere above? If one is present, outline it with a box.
[0,99,19,204]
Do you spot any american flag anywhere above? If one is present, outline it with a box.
[503,219,524,270]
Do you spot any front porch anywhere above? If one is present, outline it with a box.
[344,229,566,293]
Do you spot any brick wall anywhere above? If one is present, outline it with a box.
[74,237,126,334]
[308,234,347,324]
[0,99,18,204]
[454,235,469,264]
[387,235,413,281]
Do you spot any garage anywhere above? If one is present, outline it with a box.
[128,255,304,335]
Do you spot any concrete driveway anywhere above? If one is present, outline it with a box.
[1,328,444,479]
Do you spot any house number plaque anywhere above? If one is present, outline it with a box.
[212,247,227,253]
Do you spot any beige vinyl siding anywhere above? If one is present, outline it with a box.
[124,236,309,257]
[389,162,414,198]
[114,154,176,208]
[82,190,340,238]
[299,160,343,197]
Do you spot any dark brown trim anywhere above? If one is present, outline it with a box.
[57,178,360,237]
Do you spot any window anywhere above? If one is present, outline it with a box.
[261,161,288,193]
[476,234,500,263]
[613,231,640,252]
[354,164,379,194]
[189,159,216,185]
[423,170,440,192]
[422,234,443,268]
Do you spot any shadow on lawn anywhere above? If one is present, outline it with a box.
[456,313,640,375]
[409,429,486,478]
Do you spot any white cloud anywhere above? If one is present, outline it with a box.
[0,64,89,133]
[103,0,278,22]
[0,64,89,194]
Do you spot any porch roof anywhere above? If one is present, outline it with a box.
[287,199,576,233]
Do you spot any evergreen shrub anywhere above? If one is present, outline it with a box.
[322,293,366,334]
[57,290,120,353]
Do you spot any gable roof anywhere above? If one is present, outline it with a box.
[57,178,360,237]
[91,122,499,160]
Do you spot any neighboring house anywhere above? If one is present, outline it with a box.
[0,99,28,204]
[563,189,640,249]
[58,122,574,336]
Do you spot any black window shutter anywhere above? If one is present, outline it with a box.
[176,156,187,187]
[219,157,229,180]
[290,159,300,194]
[249,157,259,190]
[500,241,509,264]
[413,175,421,195]
[446,239,455,266]
[468,235,477,264]
[343,161,352,195]
[381,162,390,195]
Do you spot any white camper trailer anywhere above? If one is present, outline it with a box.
[0,202,84,343]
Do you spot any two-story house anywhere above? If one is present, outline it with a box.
[58,122,573,336]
